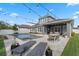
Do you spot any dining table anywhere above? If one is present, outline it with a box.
[49,33,60,41]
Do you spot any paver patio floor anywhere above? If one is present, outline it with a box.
[4,34,69,56]
[33,35,69,56]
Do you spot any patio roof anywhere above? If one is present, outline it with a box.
[32,19,73,27]
[18,25,31,29]
[39,15,56,20]
[43,19,73,25]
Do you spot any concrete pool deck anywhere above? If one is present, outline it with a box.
[4,34,69,56]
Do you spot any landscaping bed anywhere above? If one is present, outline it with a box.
[0,35,8,40]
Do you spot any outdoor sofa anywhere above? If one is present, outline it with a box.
[26,42,47,56]
[11,41,36,56]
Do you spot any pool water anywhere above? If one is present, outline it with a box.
[15,34,40,40]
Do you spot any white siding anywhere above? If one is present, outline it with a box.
[18,28,30,33]
[39,17,54,24]
[73,29,79,33]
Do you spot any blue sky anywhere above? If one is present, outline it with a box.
[0,3,79,27]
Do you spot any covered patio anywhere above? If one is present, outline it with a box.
[44,23,67,35]
[31,19,73,37]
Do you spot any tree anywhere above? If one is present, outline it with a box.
[12,24,18,31]
[0,21,12,30]
[0,24,8,29]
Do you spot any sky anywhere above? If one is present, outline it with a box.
[0,3,79,27]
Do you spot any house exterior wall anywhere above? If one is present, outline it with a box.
[31,15,73,37]
[31,22,73,37]
[18,28,30,33]
[42,24,67,34]
[31,27,38,33]
[39,16,54,24]
[73,28,79,33]
[31,26,46,34]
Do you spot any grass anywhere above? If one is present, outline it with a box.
[62,34,79,56]
[0,39,6,56]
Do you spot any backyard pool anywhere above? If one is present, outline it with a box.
[14,34,41,40]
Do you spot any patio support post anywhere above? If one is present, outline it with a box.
[67,22,71,37]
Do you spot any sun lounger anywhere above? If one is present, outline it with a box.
[11,41,36,56]
[26,42,47,56]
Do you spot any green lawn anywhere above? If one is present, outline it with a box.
[62,34,79,56]
[0,39,6,56]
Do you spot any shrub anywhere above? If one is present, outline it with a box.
[45,47,52,56]
[0,35,8,40]
[12,24,18,31]
[14,32,18,34]
[71,32,76,36]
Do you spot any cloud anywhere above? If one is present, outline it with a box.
[74,11,79,15]
[2,12,9,15]
[49,9,54,12]
[72,15,79,19]
[8,20,15,25]
[0,8,3,12]
[67,3,79,6]
[70,11,79,19]
[9,13,19,17]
